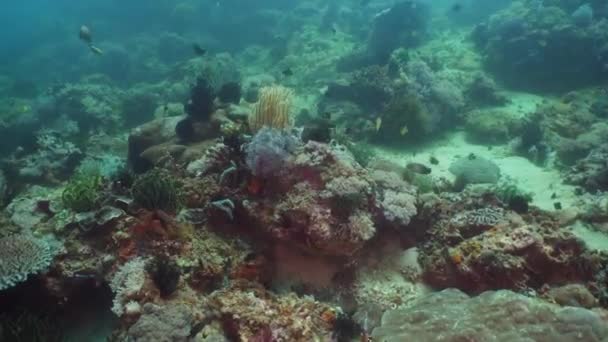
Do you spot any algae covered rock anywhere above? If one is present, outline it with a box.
[464,108,519,144]
[449,154,501,186]
[372,289,608,341]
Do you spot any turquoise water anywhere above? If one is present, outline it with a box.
[1,1,608,341]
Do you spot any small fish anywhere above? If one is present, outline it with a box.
[192,43,206,56]
[553,202,562,210]
[429,156,439,165]
[79,25,92,44]
[399,125,408,136]
[450,3,463,12]
[89,45,104,55]
[20,105,30,113]
[282,67,294,77]
[375,117,382,131]
[406,162,432,175]
[550,192,557,199]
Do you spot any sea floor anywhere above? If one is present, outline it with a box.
[375,130,578,212]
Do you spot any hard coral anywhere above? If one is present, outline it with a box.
[207,281,336,341]
[0,234,56,290]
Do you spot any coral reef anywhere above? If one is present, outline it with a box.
[206,281,337,341]
[473,1,608,91]
[0,234,57,290]
[244,127,300,178]
[127,303,194,342]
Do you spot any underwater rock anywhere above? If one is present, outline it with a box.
[566,144,608,192]
[418,192,599,294]
[339,1,430,69]
[206,282,336,341]
[547,284,599,309]
[372,289,608,341]
[127,116,182,173]
[464,108,519,144]
[5,130,83,184]
[242,141,416,257]
[449,154,501,186]
[68,206,125,233]
[465,73,508,106]
[127,303,193,342]
[473,2,608,91]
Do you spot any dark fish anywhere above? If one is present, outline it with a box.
[282,67,294,76]
[406,162,432,175]
[450,3,463,12]
[553,202,562,210]
[193,43,206,56]
[429,156,439,165]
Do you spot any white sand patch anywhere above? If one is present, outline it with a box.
[374,131,577,211]
[570,221,608,252]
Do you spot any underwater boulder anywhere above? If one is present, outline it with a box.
[372,289,608,341]
[339,1,430,70]
[473,2,608,91]
[127,116,182,173]
[449,154,501,188]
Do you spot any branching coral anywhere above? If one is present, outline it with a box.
[248,85,293,132]
[0,234,56,290]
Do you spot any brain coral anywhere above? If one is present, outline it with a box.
[0,235,55,290]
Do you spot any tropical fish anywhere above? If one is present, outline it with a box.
[429,156,439,165]
[406,162,432,175]
[89,45,104,55]
[375,117,382,131]
[192,43,206,56]
[282,67,294,77]
[79,25,92,44]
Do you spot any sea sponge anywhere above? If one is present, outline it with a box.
[0,235,56,290]
[131,168,181,213]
